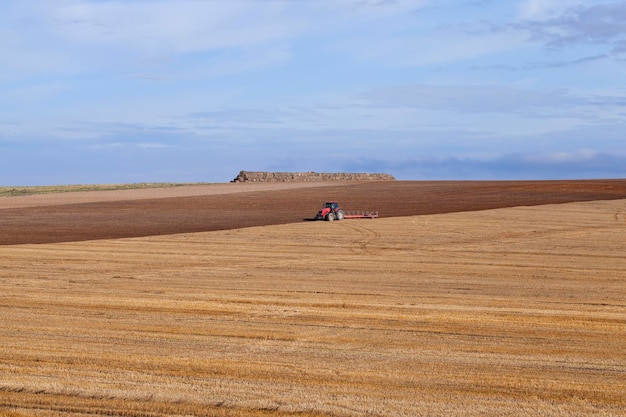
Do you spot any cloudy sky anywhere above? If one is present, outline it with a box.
[1,0,625,184]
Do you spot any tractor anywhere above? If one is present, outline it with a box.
[315,201,345,221]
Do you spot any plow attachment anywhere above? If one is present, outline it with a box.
[343,211,379,219]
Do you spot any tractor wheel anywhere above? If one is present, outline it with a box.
[336,210,344,220]
[326,213,335,221]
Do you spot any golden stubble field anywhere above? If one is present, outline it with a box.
[1,199,625,416]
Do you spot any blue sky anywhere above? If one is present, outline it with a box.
[1,0,625,184]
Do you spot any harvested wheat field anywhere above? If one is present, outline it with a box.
[1,181,626,416]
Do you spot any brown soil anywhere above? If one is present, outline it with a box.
[1,180,626,245]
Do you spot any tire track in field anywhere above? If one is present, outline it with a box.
[340,221,380,255]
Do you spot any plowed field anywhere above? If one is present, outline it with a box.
[1,180,625,416]
[1,180,626,245]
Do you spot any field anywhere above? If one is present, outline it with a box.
[1,181,625,416]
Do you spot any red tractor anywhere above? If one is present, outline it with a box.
[315,201,345,221]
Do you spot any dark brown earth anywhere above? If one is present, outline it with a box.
[1,180,625,245]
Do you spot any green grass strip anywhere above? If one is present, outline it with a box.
[0,182,211,197]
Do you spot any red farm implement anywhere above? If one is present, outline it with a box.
[343,211,379,219]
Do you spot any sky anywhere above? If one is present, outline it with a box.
[1,0,625,185]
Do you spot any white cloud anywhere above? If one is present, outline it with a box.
[94,141,177,150]
[341,148,626,180]
[333,28,529,68]
[340,0,426,15]
[358,84,584,113]
[0,0,309,81]
[526,149,601,163]
[0,0,430,82]
[52,1,300,54]
[41,0,427,58]
[518,0,579,21]
[3,81,71,103]
[517,1,626,53]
